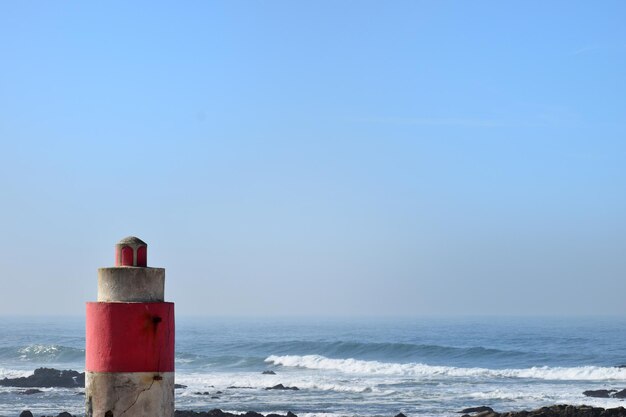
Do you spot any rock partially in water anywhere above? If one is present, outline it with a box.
[29,405,626,417]
[19,412,75,417]
[265,383,299,391]
[175,410,297,417]
[460,407,494,414]
[583,389,617,398]
[462,405,626,417]
[262,370,277,375]
[0,368,84,388]
[21,388,43,395]
[582,389,626,399]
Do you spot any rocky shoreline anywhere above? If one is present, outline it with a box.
[15,406,626,417]
[17,411,299,417]
[7,369,626,417]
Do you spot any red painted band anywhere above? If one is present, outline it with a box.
[86,302,174,372]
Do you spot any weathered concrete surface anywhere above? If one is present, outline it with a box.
[97,267,165,302]
[86,371,174,417]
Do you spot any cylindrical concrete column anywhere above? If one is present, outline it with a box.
[86,237,175,417]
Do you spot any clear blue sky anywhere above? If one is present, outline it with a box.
[0,1,625,316]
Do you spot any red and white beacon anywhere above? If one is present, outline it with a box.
[86,237,175,417]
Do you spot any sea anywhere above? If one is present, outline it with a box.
[1,316,626,417]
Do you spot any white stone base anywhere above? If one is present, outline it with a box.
[86,371,174,417]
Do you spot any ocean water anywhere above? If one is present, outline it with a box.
[1,316,625,417]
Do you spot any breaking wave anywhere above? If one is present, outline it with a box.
[265,354,626,381]
[0,345,85,363]
[227,340,536,363]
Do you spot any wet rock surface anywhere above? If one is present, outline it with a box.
[460,405,626,417]
[174,410,298,417]
[584,390,617,398]
[18,409,300,417]
[19,413,74,417]
[583,389,626,399]
[264,383,299,390]
[20,389,44,395]
[460,407,495,414]
[19,404,626,417]
[0,368,84,388]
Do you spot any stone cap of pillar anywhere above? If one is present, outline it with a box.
[115,236,148,267]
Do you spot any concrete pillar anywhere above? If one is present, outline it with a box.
[86,237,175,417]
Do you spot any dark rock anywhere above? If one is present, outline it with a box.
[175,412,203,417]
[262,370,276,375]
[58,413,74,417]
[583,389,617,398]
[460,407,494,414]
[242,412,264,417]
[19,411,34,417]
[0,368,84,388]
[265,383,299,391]
[227,385,254,389]
[395,413,407,417]
[614,389,626,398]
[207,410,237,417]
[211,396,220,399]
[193,391,211,395]
[216,391,223,394]
[483,405,626,417]
[473,412,497,417]
[173,410,297,417]
[175,384,188,389]
[22,388,43,395]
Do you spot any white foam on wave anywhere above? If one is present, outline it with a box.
[466,389,552,401]
[18,344,61,359]
[175,371,379,393]
[265,354,626,381]
[0,368,34,379]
